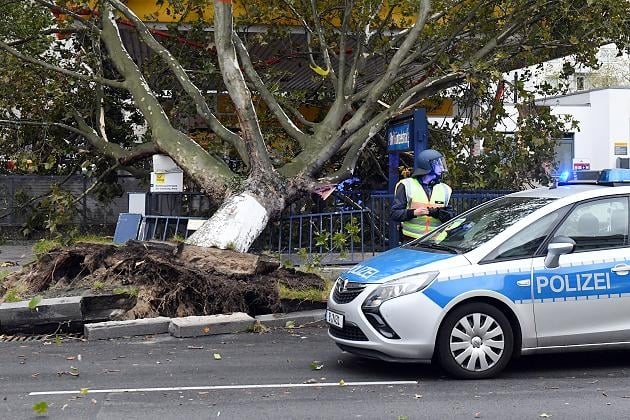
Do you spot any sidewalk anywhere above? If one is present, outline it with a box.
[0,242,35,273]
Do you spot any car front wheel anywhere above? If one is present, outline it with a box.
[436,302,514,379]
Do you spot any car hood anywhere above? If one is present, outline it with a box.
[340,247,459,284]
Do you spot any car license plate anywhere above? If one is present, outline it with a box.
[326,310,344,328]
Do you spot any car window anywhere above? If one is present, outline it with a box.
[407,197,555,253]
[483,207,568,262]
[553,196,629,252]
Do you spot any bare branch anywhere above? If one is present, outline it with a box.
[342,0,431,135]
[335,0,353,96]
[214,0,274,174]
[107,0,249,166]
[233,33,309,146]
[309,0,338,87]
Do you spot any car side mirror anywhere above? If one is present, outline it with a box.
[544,236,576,269]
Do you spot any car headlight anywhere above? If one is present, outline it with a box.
[362,271,439,309]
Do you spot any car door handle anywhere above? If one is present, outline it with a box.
[612,264,630,275]
[516,279,531,287]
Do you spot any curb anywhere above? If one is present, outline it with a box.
[83,309,327,340]
[0,296,327,340]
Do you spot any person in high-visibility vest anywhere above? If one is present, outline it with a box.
[390,149,455,240]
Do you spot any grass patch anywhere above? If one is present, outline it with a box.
[33,239,60,257]
[33,235,113,258]
[74,235,113,245]
[113,286,139,297]
[4,288,22,303]
[0,270,9,283]
[279,279,333,302]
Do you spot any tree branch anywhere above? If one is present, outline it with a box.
[107,0,249,166]
[342,0,432,135]
[214,0,274,175]
[0,40,126,89]
[233,33,309,146]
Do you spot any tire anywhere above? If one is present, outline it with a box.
[436,302,514,379]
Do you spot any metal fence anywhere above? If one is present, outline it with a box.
[250,189,513,265]
[0,175,142,227]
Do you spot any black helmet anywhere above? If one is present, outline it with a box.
[412,149,448,177]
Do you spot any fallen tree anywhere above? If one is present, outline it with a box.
[1,0,630,250]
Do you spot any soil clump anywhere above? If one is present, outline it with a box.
[0,241,325,319]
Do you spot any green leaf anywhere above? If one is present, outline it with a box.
[32,401,48,415]
[28,295,42,310]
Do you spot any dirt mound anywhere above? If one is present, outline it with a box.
[0,241,325,319]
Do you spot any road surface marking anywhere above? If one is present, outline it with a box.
[29,380,418,396]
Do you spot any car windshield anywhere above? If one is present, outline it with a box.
[405,196,556,253]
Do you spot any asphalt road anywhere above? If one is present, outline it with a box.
[2,325,630,419]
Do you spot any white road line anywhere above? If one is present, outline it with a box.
[28,381,418,395]
[29,380,418,396]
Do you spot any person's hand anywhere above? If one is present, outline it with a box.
[413,207,429,216]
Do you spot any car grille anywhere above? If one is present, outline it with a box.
[329,323,369,341]
[332,278,367,304]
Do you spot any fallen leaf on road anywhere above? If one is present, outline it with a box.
[66,356,76,360]
[31,373,39,378]
[285,321,296,328]
[251,321,269,334]
[91,398,98,404]
[79,388,89,395]
[213,353,222,360]
[304,378,317,384]
[32,401,48,415]
[310,361,324,370]
[474,413,481,418]
[339,379,346,386]
[539,414,552,418]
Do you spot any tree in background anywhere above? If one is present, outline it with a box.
[1,0,629,251]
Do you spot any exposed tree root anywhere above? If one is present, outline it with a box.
[0,241,325,319]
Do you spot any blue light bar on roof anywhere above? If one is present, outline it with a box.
[598,168,630,183]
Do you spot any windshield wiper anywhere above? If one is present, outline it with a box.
[414,242,461,254]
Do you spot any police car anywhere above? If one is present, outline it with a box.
[326,169,630,378]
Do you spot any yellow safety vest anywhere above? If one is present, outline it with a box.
[396,177,452,238]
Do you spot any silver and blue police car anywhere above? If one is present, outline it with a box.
[327,169,630,378]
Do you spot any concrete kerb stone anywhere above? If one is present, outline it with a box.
[255,309,326,328]
[0,296,83,331]
[84,317,171,340]
[0,294,327,338]
[169,312,255,338]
